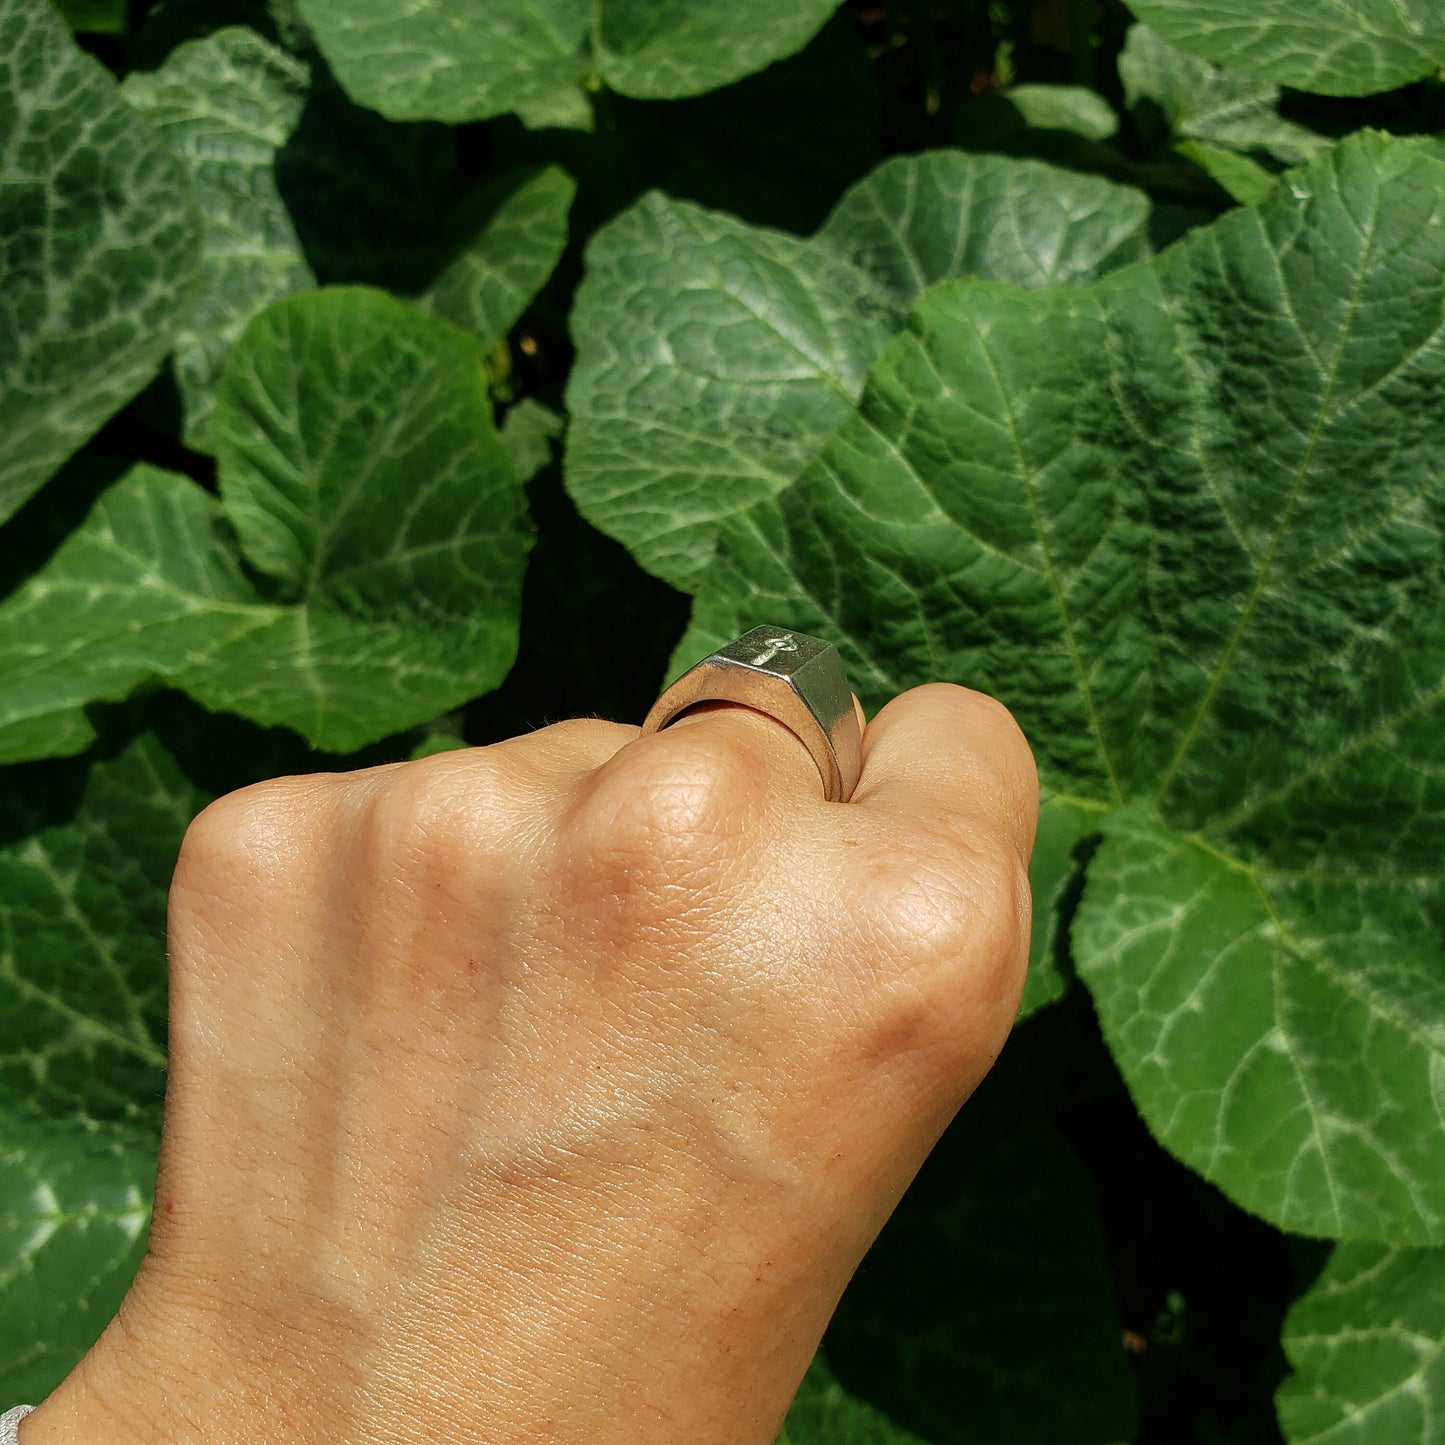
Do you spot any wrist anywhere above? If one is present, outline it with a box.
[21,1308,168,1444]
[20,1279,291,1445]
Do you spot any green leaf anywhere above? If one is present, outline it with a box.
[1077,805,1445,1241]
[1174,139,1278,204]
[0,734,205,1402]
[1020,798,1104,1019]
[499,398,565,487]
[820,1061,1138,1443]
[56,0,126,34]
[419,167,576,352]
[408,732,469,761]
[566,195,888,594]
[813,148,1153,301]
[122,30,574,452]
[291,0,590,124]
[294,0,841,122]
[1276,1244,1445,1444]
[682,132,1445,1242]
[994,85,1121,141]
[1126,0,1445,98]
[779,1357,930,1444]
[0,289,534,761]
[515,85,594,133]
[0,0,202,524]
[593,0,842,101]
[122,27,314,452]
[565,152,1153,591]
[1120,23,1331,167]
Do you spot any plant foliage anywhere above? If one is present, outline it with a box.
[1,0,1442,1440]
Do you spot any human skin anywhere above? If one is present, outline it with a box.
[21,683,1038,1444]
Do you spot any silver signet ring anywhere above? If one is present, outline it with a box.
[641,626,863,803]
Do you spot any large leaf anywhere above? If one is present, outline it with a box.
[1275,1244,1445,1444]
[0,735,204,1402]
[293,0,840,123]
[122,27,313,452]
[419,166,576,351]
[680,133,1445,1243]
[1126,0,1445,98]
[1119,24,1331,167]
[0,288,533,761]
[593,0,841,101]
[120,28,574,449]
[276,93,573,332]
[566,152,1154,591]
[0,0,202,524]
[779,1358,929,1444]
[819,1057,1138,1445]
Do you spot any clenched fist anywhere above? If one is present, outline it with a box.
[24,684,1037,1445]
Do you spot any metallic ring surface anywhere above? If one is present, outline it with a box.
[641,626,862,803]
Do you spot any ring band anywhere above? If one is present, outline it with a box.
[642,626,862,802]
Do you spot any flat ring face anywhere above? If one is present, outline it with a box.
[641,626,862,802]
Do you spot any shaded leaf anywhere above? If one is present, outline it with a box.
[1174,139,1277,204]
[0,289,533,761]
[466,466,690,746]
[273,67,462,294]
[57,0,126,34]
[822,1057,1138,1444]
[1276,1244,1445,1444]
[1020,798,1103,1019]
[779,1356,930,1444]
[1126,0,1445,98]
[566,152,1153,591]
[122,26,314,451]
[121,33,574,450]
[271,78,572,333]
[603,16,882,236]
[682,133,1445,1241]
[499,398,564,487]
[0,734,205,1402]
[1120,23,1331,167]
[0,0,202,523]
[515,85,594,133]
[420,167,576,352]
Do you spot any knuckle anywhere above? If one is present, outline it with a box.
[969,841,1033,983]
[863,844,980,968]
[847,825,1033,1068]
[561,735,760,934]
[490,715,637,782]
[174,776,325,894]
[354,754,506,891]
[534,715,636,756]
[573,733,756,860]
[860,823,1031,999]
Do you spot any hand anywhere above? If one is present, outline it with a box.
[23,683,1037,1444]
